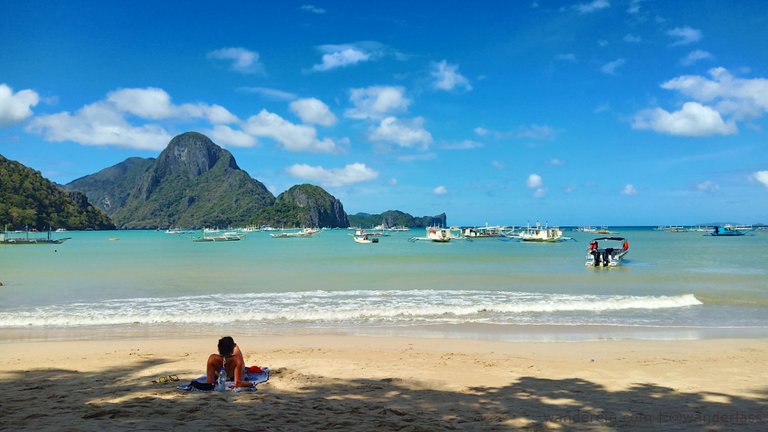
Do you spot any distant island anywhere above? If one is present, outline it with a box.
[0,131,451,230]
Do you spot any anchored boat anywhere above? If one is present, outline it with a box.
[586,237,629,267]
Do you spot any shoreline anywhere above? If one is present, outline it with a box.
[1,334,766,430]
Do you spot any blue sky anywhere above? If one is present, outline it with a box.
[1,0,767,226]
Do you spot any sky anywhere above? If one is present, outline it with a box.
[1,0,767,226]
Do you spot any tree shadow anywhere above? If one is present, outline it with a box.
[1,362,766,431]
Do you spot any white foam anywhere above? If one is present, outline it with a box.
[0,290,704,328]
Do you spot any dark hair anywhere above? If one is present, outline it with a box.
[218,336,236,357]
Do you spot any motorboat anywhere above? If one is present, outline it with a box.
[519,222,564,242]
[586,237,629,267]
[353,233,379,244]
[707,226,747,237]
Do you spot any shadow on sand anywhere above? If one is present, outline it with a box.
[1,360,766,431]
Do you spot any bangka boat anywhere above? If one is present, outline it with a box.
[0,229,71,245]
[707,226,747,237]
[409,226,455,242]
[192,231,245,242]
[586,237,629,267]
[270,228,319,238]
[519,222,564,242]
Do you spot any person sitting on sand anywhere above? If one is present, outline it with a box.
[204,336,254,389]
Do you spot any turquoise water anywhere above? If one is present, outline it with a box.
[1,228,766,340]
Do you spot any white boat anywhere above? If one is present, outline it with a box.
[519,222,564,242]
[586,237,629,267]
[192,231,245,242]
[386,226,410,232]
[575,226,597,233]
[353,233,379,244]
[408,226,456,242]
[270,228,319,238]
[460,225,507,238]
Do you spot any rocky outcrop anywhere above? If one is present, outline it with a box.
[251,184,349,228]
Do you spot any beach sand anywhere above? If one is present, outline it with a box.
[1,335,766,431]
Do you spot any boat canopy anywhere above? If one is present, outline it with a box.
[591,237,626,242]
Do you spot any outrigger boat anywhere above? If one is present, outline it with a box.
[192,231,245,242]
[519,222,565,242]
[586,237,629,267]
[707,226,747,237]
[270,228,319,238]
[409,226,457,243]
[0,227,71,245]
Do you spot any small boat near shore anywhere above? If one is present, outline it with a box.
[707,226,748,237]
[0,228,71,245]
[353,233,379,244]
[270,228,319,238]
[519,222,565,242]
[409,226,456,242]
[192,231,245,242]
[586,237,629,267]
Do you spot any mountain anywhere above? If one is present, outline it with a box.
[251,184,349,228]
[66,157,155,215]
[70,132,276,229]
[348,210,447,228]
[0,155,115,230]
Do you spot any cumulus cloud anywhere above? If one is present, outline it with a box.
[289,98,337,126]
[632,102,736,136]
[431,60,472,92]
[622,184,638,195]
[207,47,265,75]
[311,41,391,72]
[667,26,702,46]
[433,185,448,195]
[345,86,410,119]
[627,0,643,14]
[442,140,484,150]
[518,124,556,140]
[286,162,378,187]
[526,173,543,189]
[573,0,610,14]
[680,50,713,66]
[0,84,39,126]
[26,101,172,150]
[107,87,238,123]
[243,109,337,152]
[207,124,257,148]
[474,127,489,136]
[754,171,768,188]
[661,67,768,121]
[600,58,626,75]
[368,117,433,149]
[624,34,642,43]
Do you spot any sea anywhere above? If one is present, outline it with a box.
[1,227,766,342]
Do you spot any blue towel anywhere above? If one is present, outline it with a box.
[177,367,270,392]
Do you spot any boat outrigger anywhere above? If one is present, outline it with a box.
[586,237,629,267]
[707,226,748,237]
[0,227,71,245]
[409,227,458,243]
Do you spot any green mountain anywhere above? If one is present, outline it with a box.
[77,132,276,229]
[348,210,447,228]
[66,157,155,215]
[0,155,115,230]
[251,184,349,228]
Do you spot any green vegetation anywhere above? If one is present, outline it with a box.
[251,184,349,228]
[0,155,115,231]
[348,210,447,228]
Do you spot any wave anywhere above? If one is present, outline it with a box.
[0,290,703,328]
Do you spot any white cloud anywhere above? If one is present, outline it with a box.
[627,0,643,14]
[430,60,472,92]
[754,171,768,188]
[388,178,398,186]
[526,173,543,188]
[491,160,505,169]
[442,140,483,150]
[207,124,257,148]
[518,124,556,140]
[433,185,448,195]
[368,117,433,149]
[554,53,577,62]
[600,58,626,75]
[661,67,768,121]
[311,42,391,72]
[345,86,410,119]
[549,159,565,166]
[286,162,378,187]
[680,50,713,66]
[0,84,39,126]
[632,102,736,136]
[207,47,265,75]
[574,0,610,14]
[106,87,238,124]
[532,187,548,198]
[667,26,702,46]
[243,109,337,153]
[237,87,297,101]
[622,184,638,195]
[695,180,719,193]
[474,127,489,136]
[301,4,325,14]
[624,34,642,43]
[27,101,172,150]
[290,98,337,126]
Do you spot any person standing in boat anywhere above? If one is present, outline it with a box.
[589,240,600,265]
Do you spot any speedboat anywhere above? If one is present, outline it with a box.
[586,237,629,267]
[353,233,379,244]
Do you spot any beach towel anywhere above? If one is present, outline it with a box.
[177,366,269,392]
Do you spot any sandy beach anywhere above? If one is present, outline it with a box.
[1,335,766,431]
